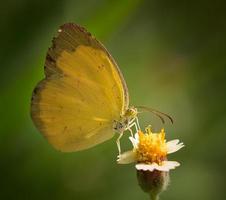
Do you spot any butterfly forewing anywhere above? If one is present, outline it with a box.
[31,23,129,152]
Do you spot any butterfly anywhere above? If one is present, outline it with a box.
[31,23,172,153]
[31,23,141,153]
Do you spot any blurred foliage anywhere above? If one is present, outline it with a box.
[1,0,226,199]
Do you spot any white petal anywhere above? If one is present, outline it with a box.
[166,139,184,154]
[129,137,138,148]
[167,139,179,146]
[136,161,180,172]
[136,163,158,171]
[161,161,180,170]
[154,165,170,171]
[135,132,139,141]
[117,150,136,164]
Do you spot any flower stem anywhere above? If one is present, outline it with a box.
[150,193,159,200]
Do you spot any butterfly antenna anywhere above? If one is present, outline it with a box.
[136,106,174,124]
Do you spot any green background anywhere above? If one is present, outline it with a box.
[1,0,226,199]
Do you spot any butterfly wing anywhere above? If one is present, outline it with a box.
[31,23,129,152]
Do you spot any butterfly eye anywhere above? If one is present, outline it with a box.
[113,120,124,132]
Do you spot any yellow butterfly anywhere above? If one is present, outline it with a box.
[31,23,140,153]
[31,23,172,153]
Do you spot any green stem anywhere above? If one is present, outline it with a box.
[150,193,159,200]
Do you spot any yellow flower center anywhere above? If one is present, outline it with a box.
[136,127,167,164]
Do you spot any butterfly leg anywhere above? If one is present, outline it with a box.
[128,121,138,133]
[116,132,123,155]
[128,127,134,137]
[135,117,141,130]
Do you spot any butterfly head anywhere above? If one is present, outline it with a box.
[113,106,138,133]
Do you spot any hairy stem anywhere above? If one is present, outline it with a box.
[150,193,159,200]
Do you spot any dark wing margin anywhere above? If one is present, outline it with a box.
[44,23,129,110]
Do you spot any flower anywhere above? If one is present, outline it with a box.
[117,126,184,172]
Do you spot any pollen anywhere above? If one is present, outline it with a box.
[136,127,167,164]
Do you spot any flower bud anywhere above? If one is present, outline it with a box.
[136,169,169,200]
